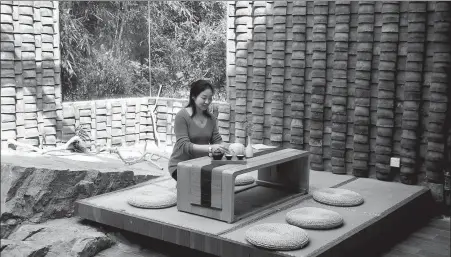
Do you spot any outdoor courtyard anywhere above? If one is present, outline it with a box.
[1,1,450,257]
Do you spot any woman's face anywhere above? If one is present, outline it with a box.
[193,88,213,112]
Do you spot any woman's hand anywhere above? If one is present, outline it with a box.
[211,144,229,154]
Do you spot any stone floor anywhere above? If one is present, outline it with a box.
[379,215,450,257]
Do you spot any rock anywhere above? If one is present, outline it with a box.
[1,150,165,238]
[3,218,114,257]
[0,218,19,239]
[0,165,138,224]
[1,239,50,257]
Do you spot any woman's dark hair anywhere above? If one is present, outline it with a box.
[186,80,214,118]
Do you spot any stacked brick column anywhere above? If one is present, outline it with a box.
[124,100,136,145]
[251,1,266,144]
[166,101,177,147]
[352,2,375,177]
[400,2,427,184]
[138,98,150,144]
[263,1,274,145]
[95,101,107,147]
[61,105,75,142]
[322,1,334,171]
[1,2,17,144]
[217,104,231,143]
[290,1,306,150]
[18,3,39,147]
[269,1,287,147]
[89,102,96,148]
[104,101,111,147]
[343,2,358,174]
[226,2,237,144]
[78,103,92,145]
[309,1,328,171]
[134,99,141,145]
[155,100,167,147]
[426,1,451,183]
[109,101,122,146]
[282,1,293,148]
[331,1,351,175]
[375,2,400,180]
[233,1,250,145]
[41,1,60,147]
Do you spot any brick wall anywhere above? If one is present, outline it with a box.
[1,1,62,147]
[61,98,231,152]
[226,1,451,184]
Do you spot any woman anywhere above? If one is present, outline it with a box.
[168,80,229,180]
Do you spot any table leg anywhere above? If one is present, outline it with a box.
[221,172,235,223]
[177,163,192,211]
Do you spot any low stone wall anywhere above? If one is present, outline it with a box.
[60,97,232,150]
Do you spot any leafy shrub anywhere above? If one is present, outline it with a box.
[60,1,227,102]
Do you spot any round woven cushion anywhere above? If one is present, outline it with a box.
[312,188,364,207]
[127,189,177,209]
[235,174,255,186]
[286,207,343,229]
[245,223,309,250]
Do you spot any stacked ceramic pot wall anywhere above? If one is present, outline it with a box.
[226,1,451,184]
[308,1,328,171]
[290,1,307,150]
[375,2,400,181]
[398,2,427,184]
[269,1,288,147]
[230,1,250,145]
[250,1,267,145]
[1,1,62,148]
[351,2,374,177]
[331,2,351,175]
[426,2,451,183]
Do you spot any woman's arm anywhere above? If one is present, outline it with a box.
[191,144,211,155]
[174,112,196,157]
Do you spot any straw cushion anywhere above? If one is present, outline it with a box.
[286,207,343,229]
[127,189,177,209]
[245,223,309,250]
[312,188,364,207]
[235,174,255,186]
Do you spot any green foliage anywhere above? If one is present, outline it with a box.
[60,1,227,102]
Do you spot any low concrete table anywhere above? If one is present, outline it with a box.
[177,148,310,223]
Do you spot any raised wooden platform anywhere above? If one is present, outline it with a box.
[75,171,433,257]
